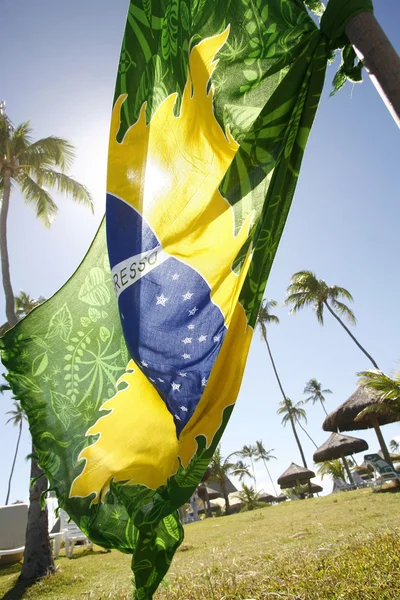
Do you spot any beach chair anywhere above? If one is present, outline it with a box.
[0,503,28,565]
[332,477,355,492]
[364,453,400,486]
[351,471,369,488]
[60,509,92,558]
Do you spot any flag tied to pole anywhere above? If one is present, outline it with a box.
[0,0,373,597]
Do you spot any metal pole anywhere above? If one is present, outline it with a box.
[345,12,400,128]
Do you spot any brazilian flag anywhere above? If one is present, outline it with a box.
[1,0,372,597]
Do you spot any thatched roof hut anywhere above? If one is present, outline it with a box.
[207,477,237,495]
[323,388,395,432]
[197,485,222,501]
[277,463,315,488]
[313,433,368,462]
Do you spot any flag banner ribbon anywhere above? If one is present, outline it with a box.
[0,0,373,597]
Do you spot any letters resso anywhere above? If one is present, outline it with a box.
[113,250,158,291]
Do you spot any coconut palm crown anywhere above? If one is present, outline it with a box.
[285,271,379,369]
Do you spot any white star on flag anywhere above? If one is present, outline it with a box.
[182,337,192,344]
[171,273,180,280]
[180,406,188,412]
[156,294,169,306]
[171,382,181,391]
[141,360,148,367]
[198,335,207,343]
[174,414,182,421]
[182,353,191,360]
[149,378,155,383]
[187,324,195,330]
[158,378,164,383]
[201,377,208,387]
[182,291,193,301]
[178,372,187,377]
[188,307,198,316]
[213,335,221,342]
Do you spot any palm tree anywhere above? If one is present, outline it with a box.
[257,299,309,469]
[356,368,400,423]
[234,459,254,483]
[237,445,257,490]
[0,110,93,327]
[0,110,93,582]
[15,290,44,318]
[285,271,379,369]
[316,459,346,482]
[238,484,261,511]
[390,440,400,453]
[277,398,318,449]
[5,400,26,505]
[254,440,277,496]
[304,378,332,416]
[208,446,251,515]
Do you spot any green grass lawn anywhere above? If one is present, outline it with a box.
[1,489,400,599]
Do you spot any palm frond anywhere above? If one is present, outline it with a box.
[34,169,93,212]
[357,369,400,401]
[329,285,354,303]
[23,137,76,171]
[18,172,58,227]
[315,301,324,324]
[329,299,357,325]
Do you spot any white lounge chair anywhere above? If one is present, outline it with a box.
[0,502,65,563]
[0,503,28,565]
[60,509,92,558]
[364,453,400,487]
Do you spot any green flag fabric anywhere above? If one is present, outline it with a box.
[1,0,373,598]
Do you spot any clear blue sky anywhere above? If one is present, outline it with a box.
[0,0,399,504]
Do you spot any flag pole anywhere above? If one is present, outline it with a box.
[345,12,400,128]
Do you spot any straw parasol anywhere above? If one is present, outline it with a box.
[274,493,287,503]
[258,493,276,504]
[313,432,369,484]
[309,483,323,494]
[277,463,315,488]
[322,387,395,466]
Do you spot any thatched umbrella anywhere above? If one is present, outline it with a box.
[277,463,315,488]
[309,483,323,494]
[323,387,395,467]
[274,493,287,503]
[259,493,276,504]
[313,432,369,484]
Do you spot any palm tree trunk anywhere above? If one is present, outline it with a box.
[324,301,379,369]
[296,417,318,449]
[20,445,55,582]
[0,170,18,327]
[264,335,308,469]
[342,455,354,485]
[320,399,328,416]
[222,482,230,516]
[371,417,395,472]
[5,420,22,505]
[249,457,257,491]
[263,460,278,496]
